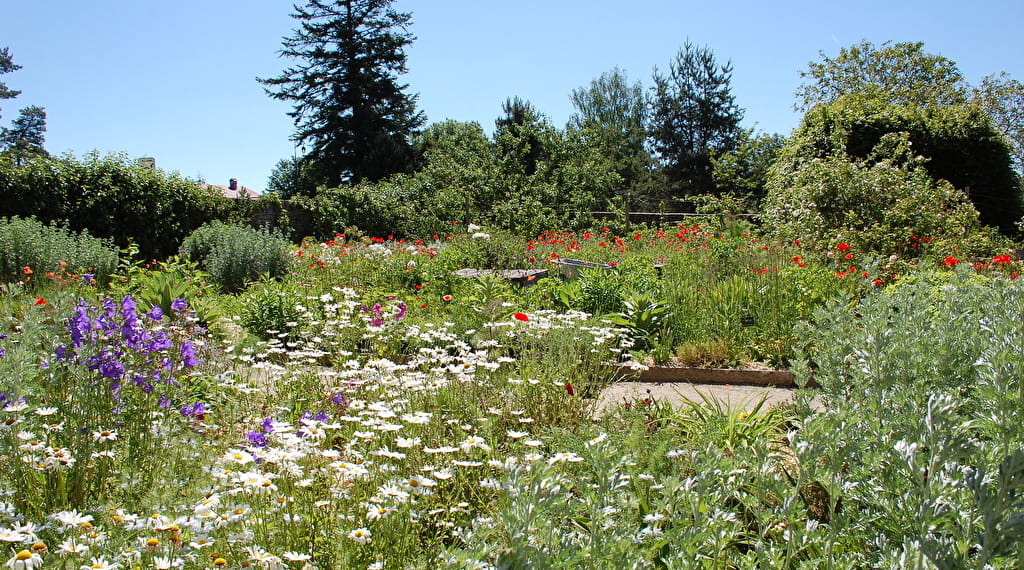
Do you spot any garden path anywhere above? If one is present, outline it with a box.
[596,381,824,415]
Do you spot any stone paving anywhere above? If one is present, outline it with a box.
[596,381,824,415]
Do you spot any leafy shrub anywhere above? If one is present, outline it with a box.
[181,221,293,292]
[0,216,118,287]
[790,269,1024,567]
[237,279,308,341]
[762,148,1010,260]
[770,93,1023,234]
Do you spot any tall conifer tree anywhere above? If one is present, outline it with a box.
[649,42,743,197]
[260,0,425,187]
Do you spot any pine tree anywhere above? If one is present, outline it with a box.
[259,0,425,188]
[0,47,23,121]
[0,105,47,164]
[649,42,744,197]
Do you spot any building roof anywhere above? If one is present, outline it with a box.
[207,183,260,199]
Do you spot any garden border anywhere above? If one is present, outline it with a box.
[611,365,817,388]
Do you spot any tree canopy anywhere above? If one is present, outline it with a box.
[649,41,744,197]
[568,67,650,200]
[795,40,970,111]
[0,47,21,120]
[259,0,425,188]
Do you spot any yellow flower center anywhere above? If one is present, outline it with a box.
[15,551,32,560]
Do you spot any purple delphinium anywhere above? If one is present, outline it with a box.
[180,342,201,367]
[246,430,269,448]
[180,401,207,419]
[147,305,164,321]
[171,298,189,312]
[331,391,348,408]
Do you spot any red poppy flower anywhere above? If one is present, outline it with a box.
[943,256,960,267]
[565,382,575,396]
[837,243,850,252]
[33,297,46,306]
[513,312,529,322]
[442,294,452,302]
[993,254,1013,264]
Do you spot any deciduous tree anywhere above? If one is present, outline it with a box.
[975,72,1024,174]
[795,40,969,111]
[568,67,651,197]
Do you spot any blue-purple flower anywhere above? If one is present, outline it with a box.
[180,401,208,419]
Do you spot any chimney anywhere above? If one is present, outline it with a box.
[229,178,238,191]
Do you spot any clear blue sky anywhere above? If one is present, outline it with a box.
[2,0,1022,193]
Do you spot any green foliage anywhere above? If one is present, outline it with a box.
[975,71,1024,174]
[237,279,307,341]
[791,269,1024,567]
[762,141,1011,259]
[0,46,20,115]
[568,67,649,189]
[181,221,293,292]
[553,259,661,316]
[795,40,970,111]
[259,0,425,186]
[301,119,620,240]
[265,156,318,198]
[763,92,1024,251]
[0,151,247,259]
[605,290,672,351]
[109,252,222,325]
[649,41,744,196]
[0,105,47,165]
[0,216,117,287]
[711,129,786,202]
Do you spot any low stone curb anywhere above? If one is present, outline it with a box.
[611,365,818,388]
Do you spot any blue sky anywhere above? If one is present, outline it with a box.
[2,0,1022,193]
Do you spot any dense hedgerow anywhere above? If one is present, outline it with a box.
[0,152,261,259]
[0,216,118,287]
[181,221,293,292]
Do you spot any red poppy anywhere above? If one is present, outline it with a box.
[565,382,575,396]
[943,256,960,267]
[837,243,850,252]
[993,254,1013,264]
[513,312,529,322]
[33,297,46,306]
[442,294,452,302]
